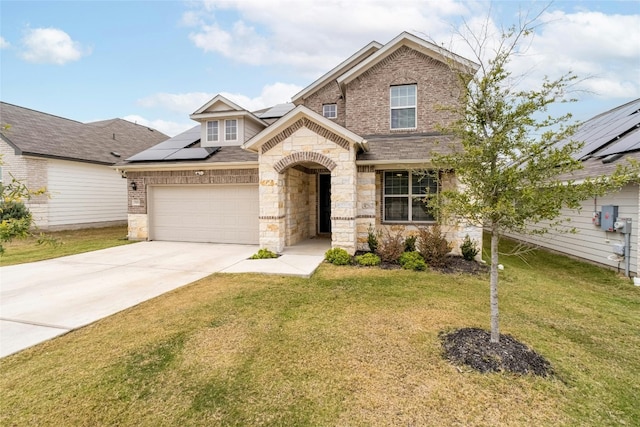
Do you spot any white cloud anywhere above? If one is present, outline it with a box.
[20,27,90,65]
[122,115,194,138]
[504,11,640,99]
[0,36,10,49]
[182,2,639,101]
[137,82,303,114]
[132,82,302,136]
[185,0,469,77]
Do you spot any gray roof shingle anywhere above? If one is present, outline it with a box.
[0,102,169,165]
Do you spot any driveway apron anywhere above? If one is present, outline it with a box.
[0,241,258,358]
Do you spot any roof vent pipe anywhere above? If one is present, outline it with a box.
[113,133,116,140]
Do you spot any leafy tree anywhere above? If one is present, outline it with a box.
[433,10,638,342]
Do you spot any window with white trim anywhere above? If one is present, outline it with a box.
[225,119,237,141]
[206,121,219,142]
[322,103,337,119]
[390,84,416,129]
[383,170,438,222]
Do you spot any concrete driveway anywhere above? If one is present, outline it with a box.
[0,241,261,358]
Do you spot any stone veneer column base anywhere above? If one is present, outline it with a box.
[128,213,148,240]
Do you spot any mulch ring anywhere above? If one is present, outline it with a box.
[440,327,554,377]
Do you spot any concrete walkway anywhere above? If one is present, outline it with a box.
[0,239,328,358]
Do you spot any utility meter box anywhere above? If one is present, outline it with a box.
[612,243,625,256]
[614,217,632,234]
[601,205,619,231]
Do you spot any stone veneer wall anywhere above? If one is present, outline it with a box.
[125,168,258,240]
[285,167,311,246]
[259,124,358,254]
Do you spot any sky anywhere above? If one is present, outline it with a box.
[1,0,639,137]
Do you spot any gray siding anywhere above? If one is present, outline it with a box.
[506,184,639,275]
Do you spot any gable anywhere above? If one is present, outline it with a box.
[242,105,367,154]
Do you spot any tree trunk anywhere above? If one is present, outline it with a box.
[490,228,500,343]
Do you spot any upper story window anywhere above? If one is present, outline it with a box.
[322,104,337,119]
[390,84,416,129]
[206,121,219,142]
[383,170,437,222]
[225,119,237,141]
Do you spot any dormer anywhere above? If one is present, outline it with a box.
[190,95,268,147]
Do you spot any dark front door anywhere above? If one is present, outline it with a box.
[319,174,331,233]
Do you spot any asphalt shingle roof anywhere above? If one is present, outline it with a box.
[0,102,169,165]
[357,133,460,162]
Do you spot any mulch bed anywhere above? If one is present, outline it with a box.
[440,327,553,376]
[354,253,489,275]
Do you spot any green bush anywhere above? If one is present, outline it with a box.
[249,248,279,259]
[0,201,31,222]
[460,234,479,261]
[367,224,379,253]
[399,251,427,271]
[404,235,417,252]
[417,225,452,268]
[324,247,351,265]
[355,252,381,266]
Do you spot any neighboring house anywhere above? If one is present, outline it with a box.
[119,32,482,254]
[507,98,640,276]
[0,102,168,230]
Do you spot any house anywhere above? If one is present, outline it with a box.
[0,102,168,230]
[506,98,640,276]
[118,32,482,254]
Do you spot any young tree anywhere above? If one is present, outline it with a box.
[433,11,638,343]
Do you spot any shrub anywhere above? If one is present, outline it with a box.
[417,225,452,268]
[376,226,405,263]
[249,248,278,259]
[404,235,417,252]
[460,234,480,261]
[325,247,351,265]
[399,251,427,271]
[367,224,379,253]
[0,201,31,222]
[355,252,381,266]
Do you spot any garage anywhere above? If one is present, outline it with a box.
[149,185,259,244]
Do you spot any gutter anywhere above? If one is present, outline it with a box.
[115,161,259,172]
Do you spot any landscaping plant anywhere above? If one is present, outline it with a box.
[460,234,479,261]
[416,225,451,268]
[324,247,351,265]
[354,252,381,267]
[398,251,427,271]
[375,226,405,263]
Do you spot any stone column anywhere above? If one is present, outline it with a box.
[330,158,358,254]
[259,165,286,252]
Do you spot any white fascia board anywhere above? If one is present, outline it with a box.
[242,105,366,152]
[115,161,258,172]
[337,32,479,90]
[291,41,382,103]
[192,94,246,115]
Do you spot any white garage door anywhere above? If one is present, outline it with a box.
[150,185,259,244]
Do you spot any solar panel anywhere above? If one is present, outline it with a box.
[597,128,640,156]
[149,126,200,149]
[256,103,295,118]
[574,112,640,158]
[164,147,219,160]
[126,149,180,161]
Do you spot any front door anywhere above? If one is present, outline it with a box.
[318,174,331,233]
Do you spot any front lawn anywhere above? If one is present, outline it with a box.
[1,237,638,426]
[0,225,134,266]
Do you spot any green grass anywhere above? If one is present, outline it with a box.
[0,235,638,426]
[0,225,135,266]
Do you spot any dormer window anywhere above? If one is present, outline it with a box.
[390,84,416,129]
[207,121,219,142]
[323,104,337,119]
[225,119,237,141]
